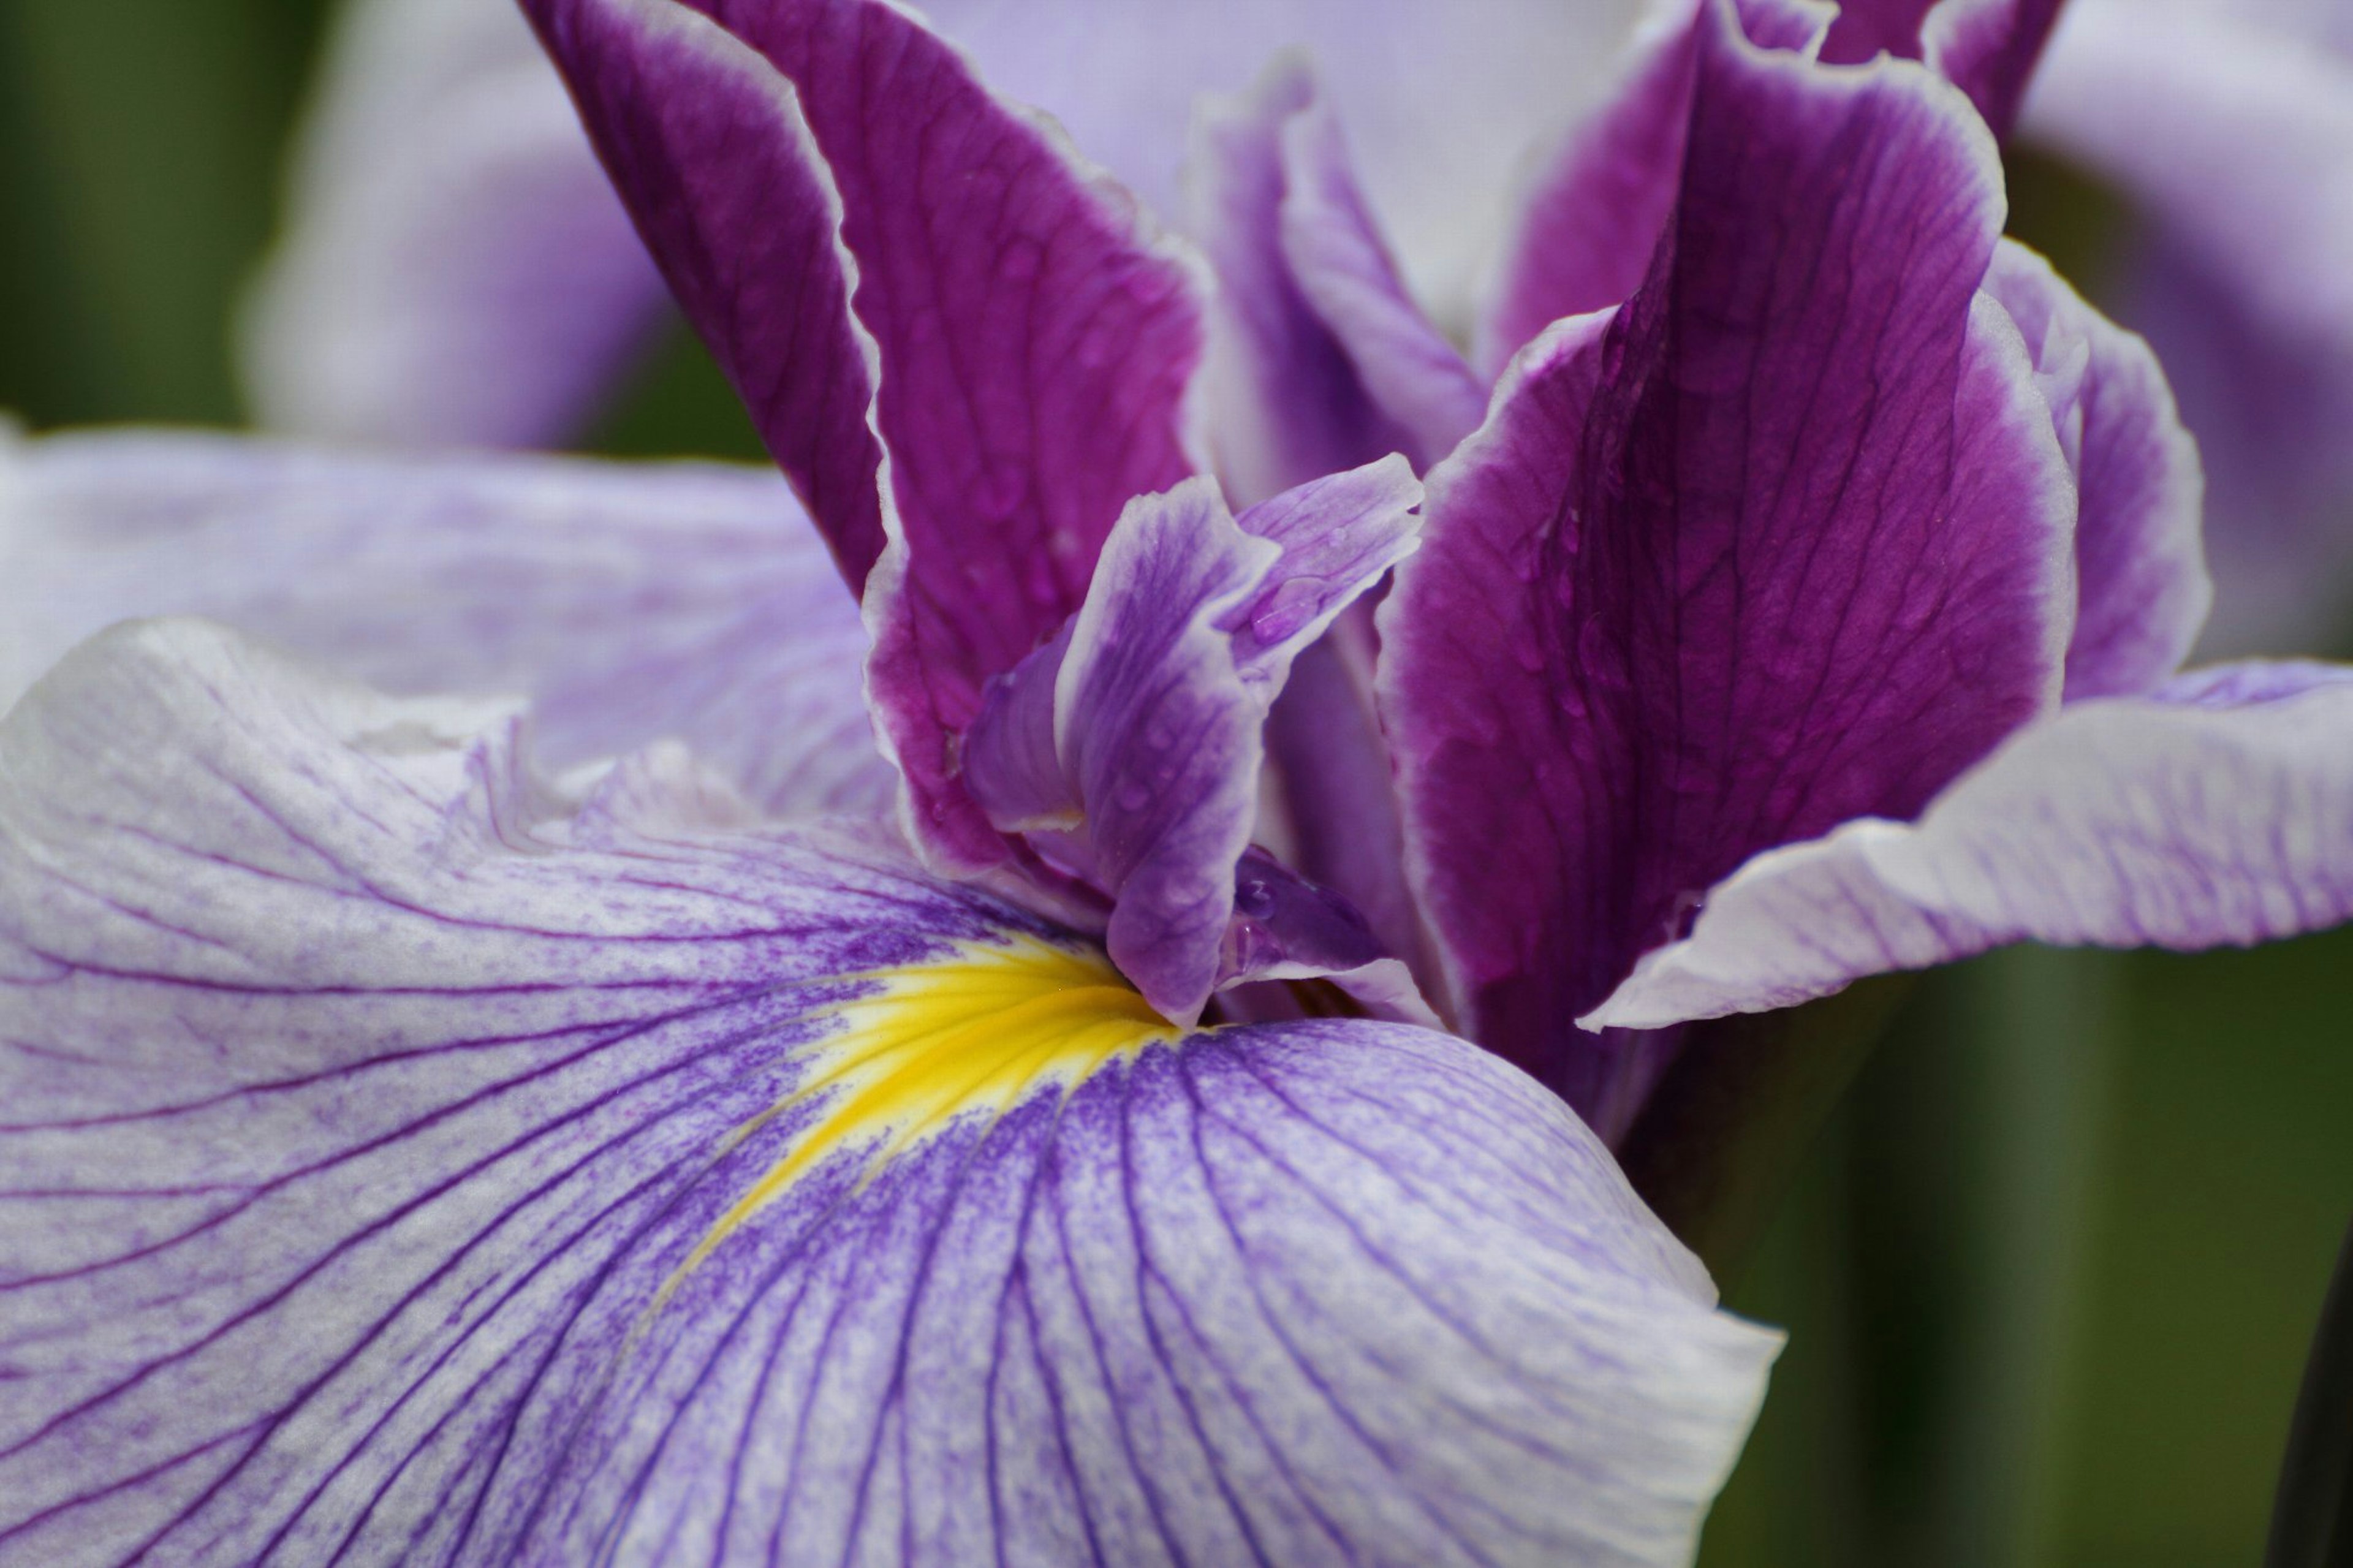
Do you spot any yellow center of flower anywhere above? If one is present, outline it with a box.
[665,934,1178,1295]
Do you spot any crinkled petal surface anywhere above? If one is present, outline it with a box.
[528,0,1208,876]
[0,619,1775,1566]
[0,430,887,817]
[1382,0,2074,1112]
[244,0,667,446]
[1591,661,2353,1028]
[1982,241,2211,699]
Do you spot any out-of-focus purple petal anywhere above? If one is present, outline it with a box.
[1276,92,1487,466]
[243,0,667,447]
[1479,11,1696,377]
[1190,59,1419,506]
[922,0,1649,322]
[1920,0,2067,134]
[965,461,1421,1020]
[1983,241,2211,699]
[0,619,1773,1564]
[1383,2,2075,1110]
[528,0,1209,877]
[0,430,886,817]
[2025,0,2353,653]
[1591,660,2353,1028]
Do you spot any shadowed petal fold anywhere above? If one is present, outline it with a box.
[1382,0,2075,1111]
[0,619,1773,1566]
[0,430,886,817]
[1591,662,2353,1028]
[243,0,667,447]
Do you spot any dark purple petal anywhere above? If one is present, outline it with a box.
[1982,241,2210,700]
[965,461,1421,1020]
[1592,660,2353,1027]
[526,0,1208,874]
[1382,1,2074,1109]
[0,430,887,817]
[1920,0,2067,135]
[0,619,1772,1563]
[244,0,667,447]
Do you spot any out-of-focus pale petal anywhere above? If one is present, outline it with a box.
[1982,241,2212,699]
[924,0,1648,325]
[0,619,1774,1565]
[1590,661,2353,1028]
[529,0,1208,879]
[0,429,887,817]
[243,0,667,447]
[1384,2,2075,1112]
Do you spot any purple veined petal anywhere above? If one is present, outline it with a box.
[1982,240,2211,700]
[2023,0,2353,654]
[1382,0,2076,1112]
[0,429,887,818]
[242,0,668,447]
[528,0,1210,879]
[965,461,1422,1021]
[922,0,1650,325]
[0,617,1775,1564]
[1590,659,2353,1028]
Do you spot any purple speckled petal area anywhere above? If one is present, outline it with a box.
[1591,660,2353,1028]
[1382,0,2074,1110]
[0,619,1774,1565]
[243,0,668,447]
[0,430,887,817]
[1983,241,2210,700]
[528,0,1207,877]
[969,461,1420,1020]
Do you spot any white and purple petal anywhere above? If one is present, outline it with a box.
[1383,0,2075,1110]
[1591,661,2353,1028]
[0,429,886,817]
[0,618,1774,1565]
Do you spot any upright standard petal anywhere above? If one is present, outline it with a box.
[1982,241,2210,699]
[1383,1,2075,1111]
[528,0,1208,874]
[1591,661,2353,1028]
[244,0,667,446]
[0,618,1774,1566]
[0,430,888,817]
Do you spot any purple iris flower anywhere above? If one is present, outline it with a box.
[9,0,2353,1560]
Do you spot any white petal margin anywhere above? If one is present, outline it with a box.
[0,428,888,817]
[0,621,1775,1567]
[1588,662,2353,1029]
[241,0,669,445]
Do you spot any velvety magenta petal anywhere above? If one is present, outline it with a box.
[0,619,1773,1564]
[964,462,1421,1020]
[1190,60,1420,506]
[0,430,887,817]
[529,0,1209,874]
[1382,3,2075,1108]
[1982,241,2211,699]
[243,0,668,446]
[1591,661,2353,1028]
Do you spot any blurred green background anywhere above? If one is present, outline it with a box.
[1,2,2346,1562]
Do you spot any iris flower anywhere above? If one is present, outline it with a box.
[8,0,2353,1562]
